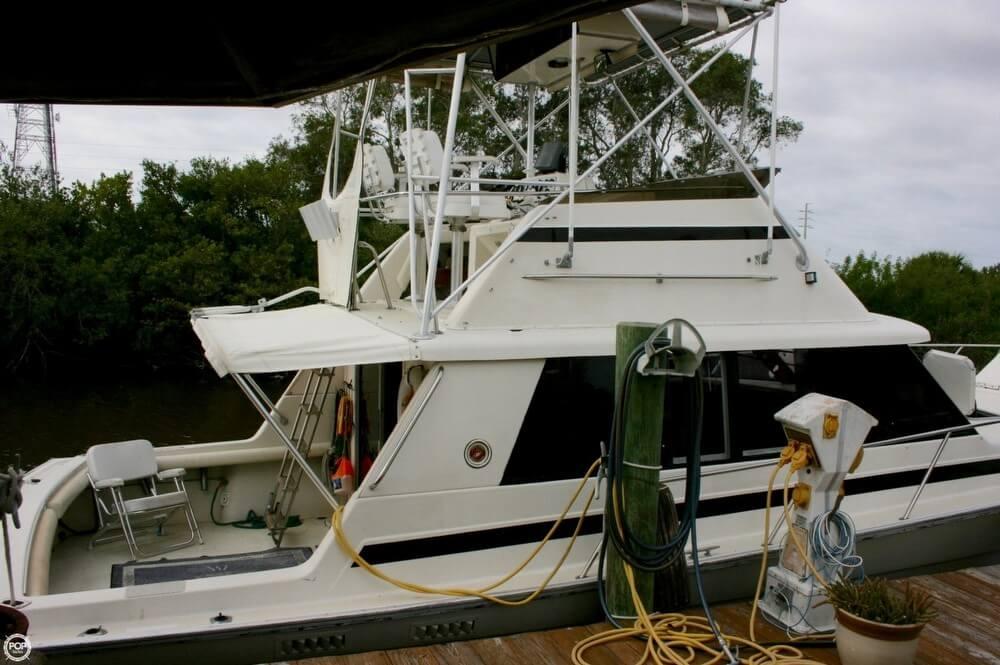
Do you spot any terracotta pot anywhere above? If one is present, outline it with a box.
[835,608,925,665]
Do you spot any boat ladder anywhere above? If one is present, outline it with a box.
[265,368,335,546]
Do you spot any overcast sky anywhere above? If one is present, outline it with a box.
[2,1,997,267]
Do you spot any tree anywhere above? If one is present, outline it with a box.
[836,251,1000,368]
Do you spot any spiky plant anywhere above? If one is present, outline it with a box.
[826,577,938,626]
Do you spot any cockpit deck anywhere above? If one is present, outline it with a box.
[48,513,330,595]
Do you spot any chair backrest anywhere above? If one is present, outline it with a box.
[399,128,444,179]
[535,141,568,174]
[86,440,158,484]
[362,144,396,195]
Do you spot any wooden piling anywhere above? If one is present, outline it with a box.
[606,321,666,618]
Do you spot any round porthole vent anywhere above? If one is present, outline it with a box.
[464,440,492,468]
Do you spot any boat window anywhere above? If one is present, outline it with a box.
[731,351,799,457]
[664,354,729,466]
[734,345,969,458]
[796,346,967,444]
[503,354,734,484]
[502,357,613,484]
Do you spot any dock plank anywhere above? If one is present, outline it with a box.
[290,565,1000,665]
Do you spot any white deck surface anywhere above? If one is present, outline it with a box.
[48,517,330,594]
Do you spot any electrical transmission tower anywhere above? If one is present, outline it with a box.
[11,104,59,190]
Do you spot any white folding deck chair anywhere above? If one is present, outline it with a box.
[86,439,203,560]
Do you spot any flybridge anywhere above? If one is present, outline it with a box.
[188,0,879,375]
[305,1,805,336]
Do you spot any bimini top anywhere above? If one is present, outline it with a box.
[192,305,416,376]
[0,2,628,106]
[0,1,758,106]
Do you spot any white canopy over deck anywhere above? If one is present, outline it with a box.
[192,299,930,377]
[192,304,417,376]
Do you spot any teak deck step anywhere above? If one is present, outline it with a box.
[288,565,1000,665]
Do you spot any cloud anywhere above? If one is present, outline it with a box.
[750,0,1000,266]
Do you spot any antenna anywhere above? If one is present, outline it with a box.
[10,104,59,190]
[798,202,814,239]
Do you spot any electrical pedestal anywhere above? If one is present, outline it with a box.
[759,393,877,634]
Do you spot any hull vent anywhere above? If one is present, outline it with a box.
[277,633,346,658]
[412,619,476,642]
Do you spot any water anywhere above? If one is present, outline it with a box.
[0,373,287,469]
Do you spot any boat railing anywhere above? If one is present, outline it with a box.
[355,241,394,310]
[665,415,1000,481]
[190,286,321,318]
[912,343,1000,354]
[368,365,445,490]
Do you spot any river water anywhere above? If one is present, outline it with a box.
[0,373,287,469]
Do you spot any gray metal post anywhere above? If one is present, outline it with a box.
[233,373,340,510]
[526,83,537,178]
[419,53,468,337]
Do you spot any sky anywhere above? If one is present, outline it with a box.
[2,0,998,267]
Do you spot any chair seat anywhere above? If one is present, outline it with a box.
[87,439,204,558]
[123,491,188,514]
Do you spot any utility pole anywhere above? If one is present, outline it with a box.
[11,104,59,191]
[798,202,814,239]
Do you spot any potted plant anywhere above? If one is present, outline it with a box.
[826,576,937,665]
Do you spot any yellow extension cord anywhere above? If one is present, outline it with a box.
[332,451,830,664]
[332,459,600,606]
[570,448,827,665]
[748,449,835,645]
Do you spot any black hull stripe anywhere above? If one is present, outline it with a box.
[517,226,791,243]
[355,459,1000,566]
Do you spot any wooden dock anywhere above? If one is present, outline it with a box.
[289,565,1000,665]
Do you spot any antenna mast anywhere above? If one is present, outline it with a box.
[11,104,59,190]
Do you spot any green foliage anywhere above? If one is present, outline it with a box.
[836,251,1000,367]
[826,577,937,626]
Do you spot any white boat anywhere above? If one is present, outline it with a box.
[3,2,1000,662]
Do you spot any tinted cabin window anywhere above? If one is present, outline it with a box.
[503,357,613,484]
[501,346,962,482]
[731,351,799,456]
[797,346,966,443]
[662,354,728,466]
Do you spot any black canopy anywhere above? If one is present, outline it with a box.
[1,3,633,107]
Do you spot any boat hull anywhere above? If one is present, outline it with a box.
[38,506,1000,664]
